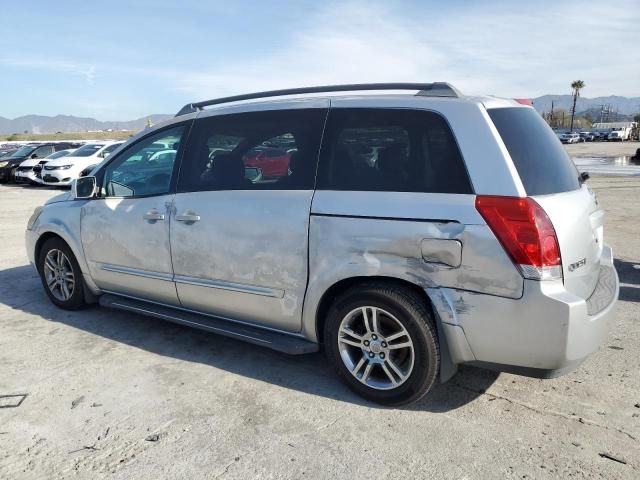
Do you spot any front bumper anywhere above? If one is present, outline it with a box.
[14,170,40,184]
[41,170,74,186]
[0,166,13,181]
[432,244,619,376]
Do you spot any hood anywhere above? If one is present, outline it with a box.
[44,155,91,167]
[1,155,27,165]
[45,191,73,205]
[19,158,40,168]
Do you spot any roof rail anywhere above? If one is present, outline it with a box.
[175,82,461,116]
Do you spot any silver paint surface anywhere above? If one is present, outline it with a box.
[171,190,313,332]
[533,184,603,299]
[302,191,524,341]
[25,91,619,378]
[80,196,179,304]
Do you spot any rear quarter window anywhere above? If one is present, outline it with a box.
[317,108,472,194]
[488,108,580,195]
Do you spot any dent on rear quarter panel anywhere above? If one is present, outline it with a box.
[301,215,523,341]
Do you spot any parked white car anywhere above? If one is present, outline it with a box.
[559,133,580,144]
[15,149,76,184]
[40,142,123,186]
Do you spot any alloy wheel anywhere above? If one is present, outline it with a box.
[337,306,415,390]
[43,249,75,301]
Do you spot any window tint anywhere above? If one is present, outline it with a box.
[178,109,327,192]
[33,146,54,158]
[101,126,184,198]
[488,108,580,195]
[317,109,471,194]
[101,143,122,157]
[10,146,36,157]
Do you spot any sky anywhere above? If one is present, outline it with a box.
[1,0,638,120]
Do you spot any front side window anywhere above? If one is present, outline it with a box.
[33,146,54,158]
[317,109,472,194]
[101,126,184,198]
[178,109,327,192]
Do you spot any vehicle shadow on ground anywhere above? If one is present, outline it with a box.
[614,258,640,303]
[0,264,497,412]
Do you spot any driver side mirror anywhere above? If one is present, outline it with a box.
[30,153,38,159]
[72,176,97,199]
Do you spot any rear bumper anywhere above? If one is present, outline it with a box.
[431,244,618,376]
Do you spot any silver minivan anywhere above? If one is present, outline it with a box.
[26,83,619,405]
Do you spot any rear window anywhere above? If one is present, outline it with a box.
[488,108,580,195]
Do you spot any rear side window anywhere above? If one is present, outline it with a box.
[317,108,472,194]
[488,108,580,195]
[178,109,327,192]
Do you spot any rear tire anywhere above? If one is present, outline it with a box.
[38,237,87,310]
[324,282,439,406]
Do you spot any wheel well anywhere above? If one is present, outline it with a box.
[315,276,435,344]
[34,232,65,268]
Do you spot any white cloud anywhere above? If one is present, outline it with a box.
[0,56,98,84]
[174,0,640,99]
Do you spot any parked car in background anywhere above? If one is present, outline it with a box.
[79,164,99,178]
[26,83,618,406]
[0,143,79,183]
[15,149,76,184]
[243,147,292,178]
[0,148,19,159]
[579,132,594,142]
[559,133,580,144]
[40,142,123,187]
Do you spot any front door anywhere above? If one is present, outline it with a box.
[81,124,188,305]
[170,103,328,332]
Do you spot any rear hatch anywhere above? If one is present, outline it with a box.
[488,107,602,299]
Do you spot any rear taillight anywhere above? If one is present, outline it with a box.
[475,195,562,281]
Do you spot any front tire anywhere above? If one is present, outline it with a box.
[325,282,440,406]
[38,237,87,310]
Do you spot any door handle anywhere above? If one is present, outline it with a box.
[175,211,200,223]
[143,209,165,221]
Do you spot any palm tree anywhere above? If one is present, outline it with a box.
[570,80,585,132]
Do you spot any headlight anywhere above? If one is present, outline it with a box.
[0,161,9,168]
[54,165,73,170]
[27,206,43,231]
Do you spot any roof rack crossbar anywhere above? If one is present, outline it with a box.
[175,82,460,116]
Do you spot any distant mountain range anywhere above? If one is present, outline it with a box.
[1,94,638,134]
[531,95,640,119]
[0,114,172,135]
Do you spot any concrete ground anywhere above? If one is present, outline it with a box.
[1,149,639,478]
[565,140,640,158]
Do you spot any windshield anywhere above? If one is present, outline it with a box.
[71,144,105,157]
[9,146,36,158]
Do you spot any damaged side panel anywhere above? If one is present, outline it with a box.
[302,208,523,341]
